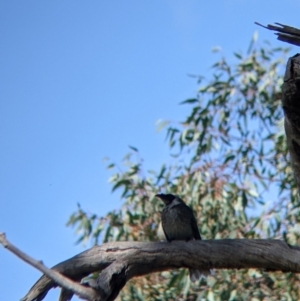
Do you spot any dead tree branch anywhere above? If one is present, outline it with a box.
[255,22,300,46]
[282,53,300,194]
[0,232,102,301]
[1,232,300,301]
[256,22,300,193]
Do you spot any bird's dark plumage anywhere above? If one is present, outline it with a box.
[156,193,208,282]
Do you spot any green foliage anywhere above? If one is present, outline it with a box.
[67,36,300,300]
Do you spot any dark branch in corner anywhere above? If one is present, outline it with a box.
[282,53,300,194]
[255,22,300,46]
[256,22,300,194]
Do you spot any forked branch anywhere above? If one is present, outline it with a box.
[1,232,300,301]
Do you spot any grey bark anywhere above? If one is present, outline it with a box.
[256,22,300,193]
[21,240,300,301]
[282,53,300,194]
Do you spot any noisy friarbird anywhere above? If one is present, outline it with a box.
[156,193,209,282]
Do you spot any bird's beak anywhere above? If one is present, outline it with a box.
[155,194,162,199]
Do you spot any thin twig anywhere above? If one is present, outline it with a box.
[0,232,102,301]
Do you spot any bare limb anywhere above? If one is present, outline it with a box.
[255,23,300,192]
[255,22,300,46]
[282,54,300,194]
[0,232,102,301]
[1,235,299,301]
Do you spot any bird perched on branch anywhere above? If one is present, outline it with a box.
[156,193,209,282]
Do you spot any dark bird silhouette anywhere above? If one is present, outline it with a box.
[156,193,209,282]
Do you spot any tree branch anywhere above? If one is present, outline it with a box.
[255,22,300,46]
[0,232,103,301]
[282,53,300,194]
[254,24,300,193]
[1,232,300,301]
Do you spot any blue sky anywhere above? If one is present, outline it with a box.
[1,1,300,300]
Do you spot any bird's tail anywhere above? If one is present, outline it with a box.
[189,269,213,282]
